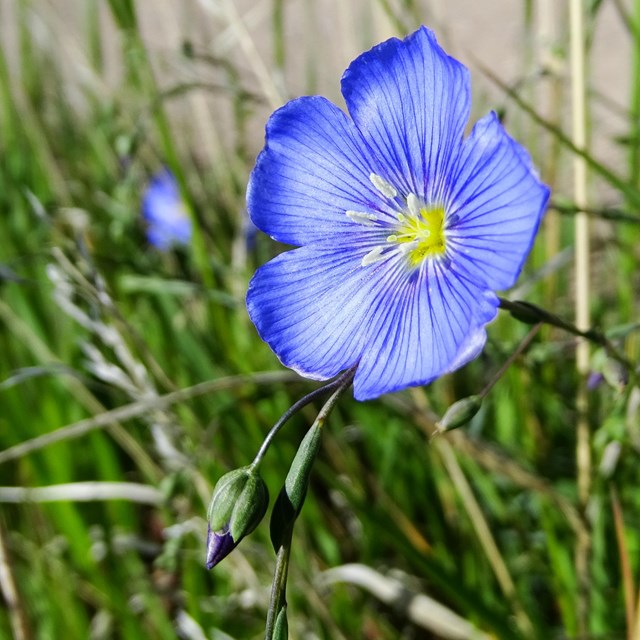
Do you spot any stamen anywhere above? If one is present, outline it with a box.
[395,212,406,223]
[386,234,398,243]
[345,210,378,226]
[398,241,418,256]
[369,173,398,199]
[407,193,420,217]
[361,246,387,266]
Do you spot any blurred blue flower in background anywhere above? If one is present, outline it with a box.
[246,26,549,401]
[142,168,192,250]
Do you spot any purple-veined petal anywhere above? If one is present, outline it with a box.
[353,259,498,400]
[341,26,470,202]
[248,96,399,246]
[246,237,390,380]
[445,112,550,291]
[245,26,550,401]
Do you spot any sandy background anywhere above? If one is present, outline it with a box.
[0,0,634,195]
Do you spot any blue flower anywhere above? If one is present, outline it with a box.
[142,169,192,250]
[246,27,549,401]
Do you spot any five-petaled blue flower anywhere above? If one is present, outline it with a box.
[246,27,549,401]
[142,168,192,250]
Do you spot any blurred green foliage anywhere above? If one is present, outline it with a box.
[0,1,639,639]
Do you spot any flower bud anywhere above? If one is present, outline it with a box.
[599,440,621,479]
[206,466,269,569]
[501,299,545,325]
[270,422,322,550]
[273,605,289,640]
[501,299,562,329]
[435,395,482,434]
[590,348,628,393]
[602,358,628,392]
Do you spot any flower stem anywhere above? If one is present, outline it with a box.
[263,369,355,639]
[479,322,543,399]
[251,367,356,469]
[264,524,293,640]
[498,298,636,381]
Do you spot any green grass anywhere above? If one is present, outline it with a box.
[0,1,639,638]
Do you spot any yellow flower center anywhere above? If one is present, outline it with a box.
[349,174,448,269]
[388,204,446,267]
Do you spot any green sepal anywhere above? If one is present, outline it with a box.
[207,468,249,531]
[230,470,269,542]
[273,605,289,640]
[207,466,269,544]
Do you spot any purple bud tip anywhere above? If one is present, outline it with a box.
[205,524,237,570]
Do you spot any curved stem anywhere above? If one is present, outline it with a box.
[251,366,356,469]
[263,368,355,639]
[479,323,542,399]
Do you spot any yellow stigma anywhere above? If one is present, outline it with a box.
[391,204,446,267]
[347,184,448,269]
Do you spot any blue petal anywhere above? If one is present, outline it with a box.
[353,259,498,401]
[248,96,393,246]
[142,169,179,223]
[341,26,470,201]
[246,238,391,380]
[142,169,192,249]
[147,216,191,250]
[245,27,549,401]
[445,112,550,291]
[248,238,499,401]
[147,225,173,251]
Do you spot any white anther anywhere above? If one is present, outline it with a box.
[407,193,421,217]
[398,242,418,256]
[395,212,406,223]
[345,210,378,226]
[369,173,398,199]
[386,234,398,243]
[361,246,387,267]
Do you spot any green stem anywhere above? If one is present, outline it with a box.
[499,298,636,380]
[264,524,293,640]
[479,323,542,398]
[251,367,356,468]
[263,369,355,639]
[552,200,640,225]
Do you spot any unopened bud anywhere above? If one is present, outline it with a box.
[206,466,268,569]
[589,348,628,393]
[270,422,322,550]
[502,299,546,325]
[602,358,628,392]
[599,440,621,479]
[435,395,483,434]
